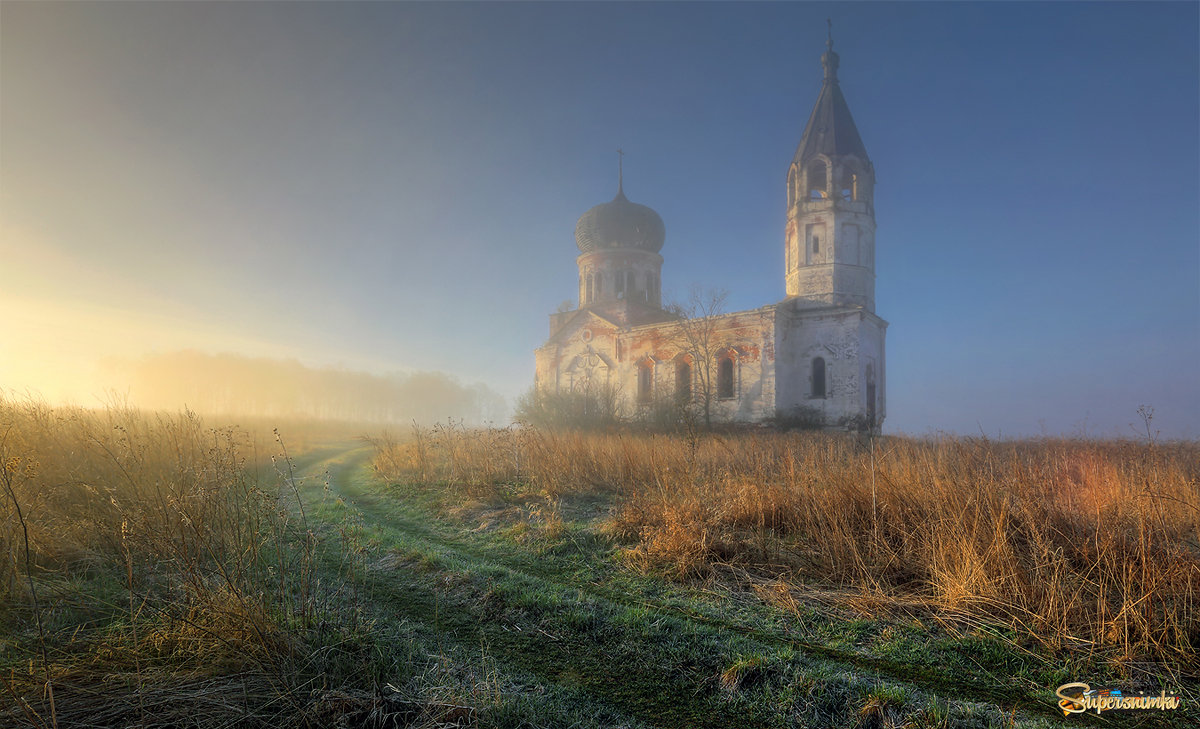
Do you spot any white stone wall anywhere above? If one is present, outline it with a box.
[858,314,886,426]
[537,301,882,429]
[785,197,876,312]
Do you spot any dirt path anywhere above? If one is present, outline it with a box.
[291,443,1073,728]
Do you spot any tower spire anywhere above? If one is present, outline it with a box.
[617,148,625,198]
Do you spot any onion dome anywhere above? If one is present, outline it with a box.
[574,165,665,254]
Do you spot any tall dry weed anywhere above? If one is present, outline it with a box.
[374,427,1200,662]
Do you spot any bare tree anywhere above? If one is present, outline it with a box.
[666,285,729,429]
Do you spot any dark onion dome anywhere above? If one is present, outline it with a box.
[574,185,665,254]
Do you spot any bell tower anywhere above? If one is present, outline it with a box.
[784,29,876,312]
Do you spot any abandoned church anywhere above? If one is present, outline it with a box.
[534,39,887,429]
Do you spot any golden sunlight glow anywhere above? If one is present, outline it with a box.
[1,220,313,404]
[0,291,297,405]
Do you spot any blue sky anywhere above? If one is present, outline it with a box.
[2,2,1197,437]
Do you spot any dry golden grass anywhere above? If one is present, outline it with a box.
[374,426,1200,663]
[0,398,292,615]
[0,396,333,725]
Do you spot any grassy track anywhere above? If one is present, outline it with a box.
[290,443,1193,728]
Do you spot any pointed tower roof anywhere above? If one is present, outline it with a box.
[792,29,869,166]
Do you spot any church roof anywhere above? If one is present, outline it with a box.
[792,44,869,167]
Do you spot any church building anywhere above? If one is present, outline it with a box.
[534,38,887,429]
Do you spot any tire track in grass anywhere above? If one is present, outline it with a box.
[299,447,754,727]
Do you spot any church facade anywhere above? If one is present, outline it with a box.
[535,40,887,429]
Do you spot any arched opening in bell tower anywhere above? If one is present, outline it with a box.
[806,160,828,199]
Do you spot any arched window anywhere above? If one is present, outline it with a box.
[812,234,820,254]
[594,272,602,298]
[717,357,735,399]
[638,361,653,404]
[675,359,692,402]
[615,270,625,296]
[585,274,594,303]
[812,357,826,399]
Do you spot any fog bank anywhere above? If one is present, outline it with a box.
[102,351,507,425]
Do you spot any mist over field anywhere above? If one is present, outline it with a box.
[97,351,507,425]
[2,2,1195,437]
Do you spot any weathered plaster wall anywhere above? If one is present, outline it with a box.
[616,307,777,422]
[774,301,886,427]
[538,299,883,428]
[536,305,778,422]
[576,249,664,308]
[784,197,876,312]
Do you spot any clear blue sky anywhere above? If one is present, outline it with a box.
[2,2,1197,437]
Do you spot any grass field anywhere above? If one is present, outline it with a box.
[2,400,1197,727]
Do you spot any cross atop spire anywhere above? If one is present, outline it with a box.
[821,20,840,83]
[617,148,625,197]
